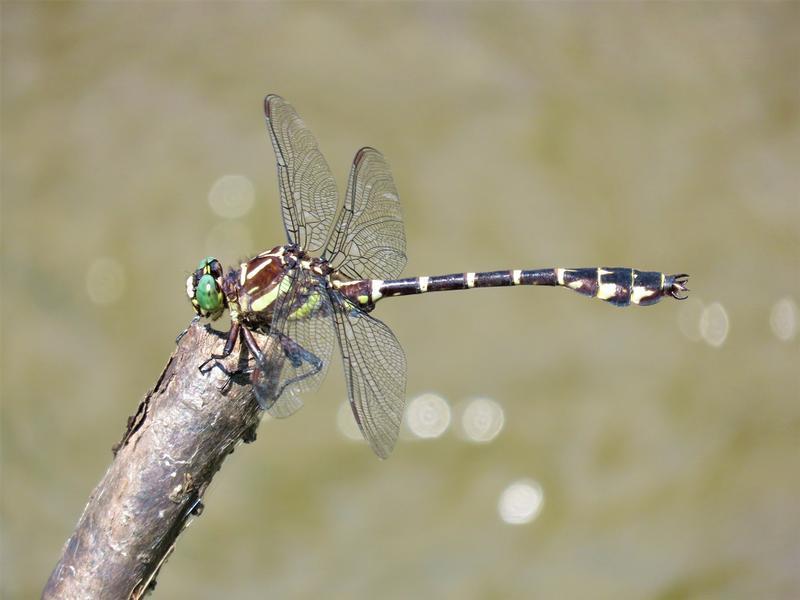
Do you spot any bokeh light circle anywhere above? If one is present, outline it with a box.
[406,393,451,439]
[498,479,544,525]
[460,397,504,443]
[699,302,729,348]
[208,174,255,219]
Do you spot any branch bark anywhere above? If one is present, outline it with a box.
[42,321,264,599]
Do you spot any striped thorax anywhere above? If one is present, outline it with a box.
[186,245,335,331]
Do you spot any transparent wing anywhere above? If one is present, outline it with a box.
[252,269,335,418]
[323,147,407,280]
[264,94,339,252]
[331,292,407,459]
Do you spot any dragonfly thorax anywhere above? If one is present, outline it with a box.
[188,246,337,327]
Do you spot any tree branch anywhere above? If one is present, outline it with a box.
[42,321,264,599]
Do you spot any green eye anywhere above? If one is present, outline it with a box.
[196,273,224,317]
[197,256,213,270]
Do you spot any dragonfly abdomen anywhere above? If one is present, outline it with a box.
[555,268,683,307]
[339,267,688,308]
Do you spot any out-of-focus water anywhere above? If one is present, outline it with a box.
[2,4,798,599]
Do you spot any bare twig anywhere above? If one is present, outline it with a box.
[42,321,265,599]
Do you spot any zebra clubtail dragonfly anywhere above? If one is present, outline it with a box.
[187,94,689,459]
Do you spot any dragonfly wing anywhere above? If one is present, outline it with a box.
[323,147,407,280]
[250,331,304,418]
[252,269,336,418]
[264,94,339,253]
[331,292,407,459]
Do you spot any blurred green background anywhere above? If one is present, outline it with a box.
[2,3,798,599]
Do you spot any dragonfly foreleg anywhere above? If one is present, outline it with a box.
[199,322,241,374]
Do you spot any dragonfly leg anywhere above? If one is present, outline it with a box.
[279,333,323,371]
[241,327,323,407]
[272,333,324,400]
[240,328,321,372]
[199,322,241,374]
[240,326,266,362]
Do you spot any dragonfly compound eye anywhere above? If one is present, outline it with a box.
[197,256,224,279]
[195,273,224,319]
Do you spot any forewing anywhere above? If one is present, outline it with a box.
[331,293,407,459]
[323,147,407,280]
[264,95,339,252]
[252,269,335,418]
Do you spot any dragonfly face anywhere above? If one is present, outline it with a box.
[187,257,226,320]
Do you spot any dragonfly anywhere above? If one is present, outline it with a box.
[186,94,689,459]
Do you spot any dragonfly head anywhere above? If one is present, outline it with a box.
[187,257,227,320]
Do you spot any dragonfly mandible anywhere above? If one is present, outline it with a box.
[186,94,689,459]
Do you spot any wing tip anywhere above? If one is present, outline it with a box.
[264,93,283,117]
[370,441,394,460]
[354,146,382,163]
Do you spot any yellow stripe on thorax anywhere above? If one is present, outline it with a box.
[250,275,292,312]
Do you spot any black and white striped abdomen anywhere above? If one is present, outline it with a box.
[334,267,688,309]
[556,268,677,307]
